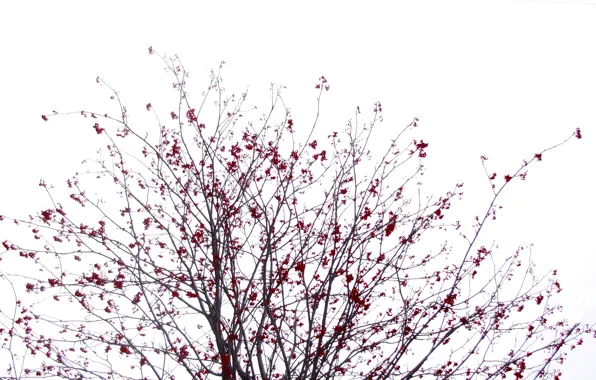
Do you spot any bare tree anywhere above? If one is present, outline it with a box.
[1,48,592,380]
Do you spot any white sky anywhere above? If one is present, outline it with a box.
[1,0,595,377]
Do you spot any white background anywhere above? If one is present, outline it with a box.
[1,0,595,377]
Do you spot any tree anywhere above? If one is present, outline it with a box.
[0,48,592,380]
